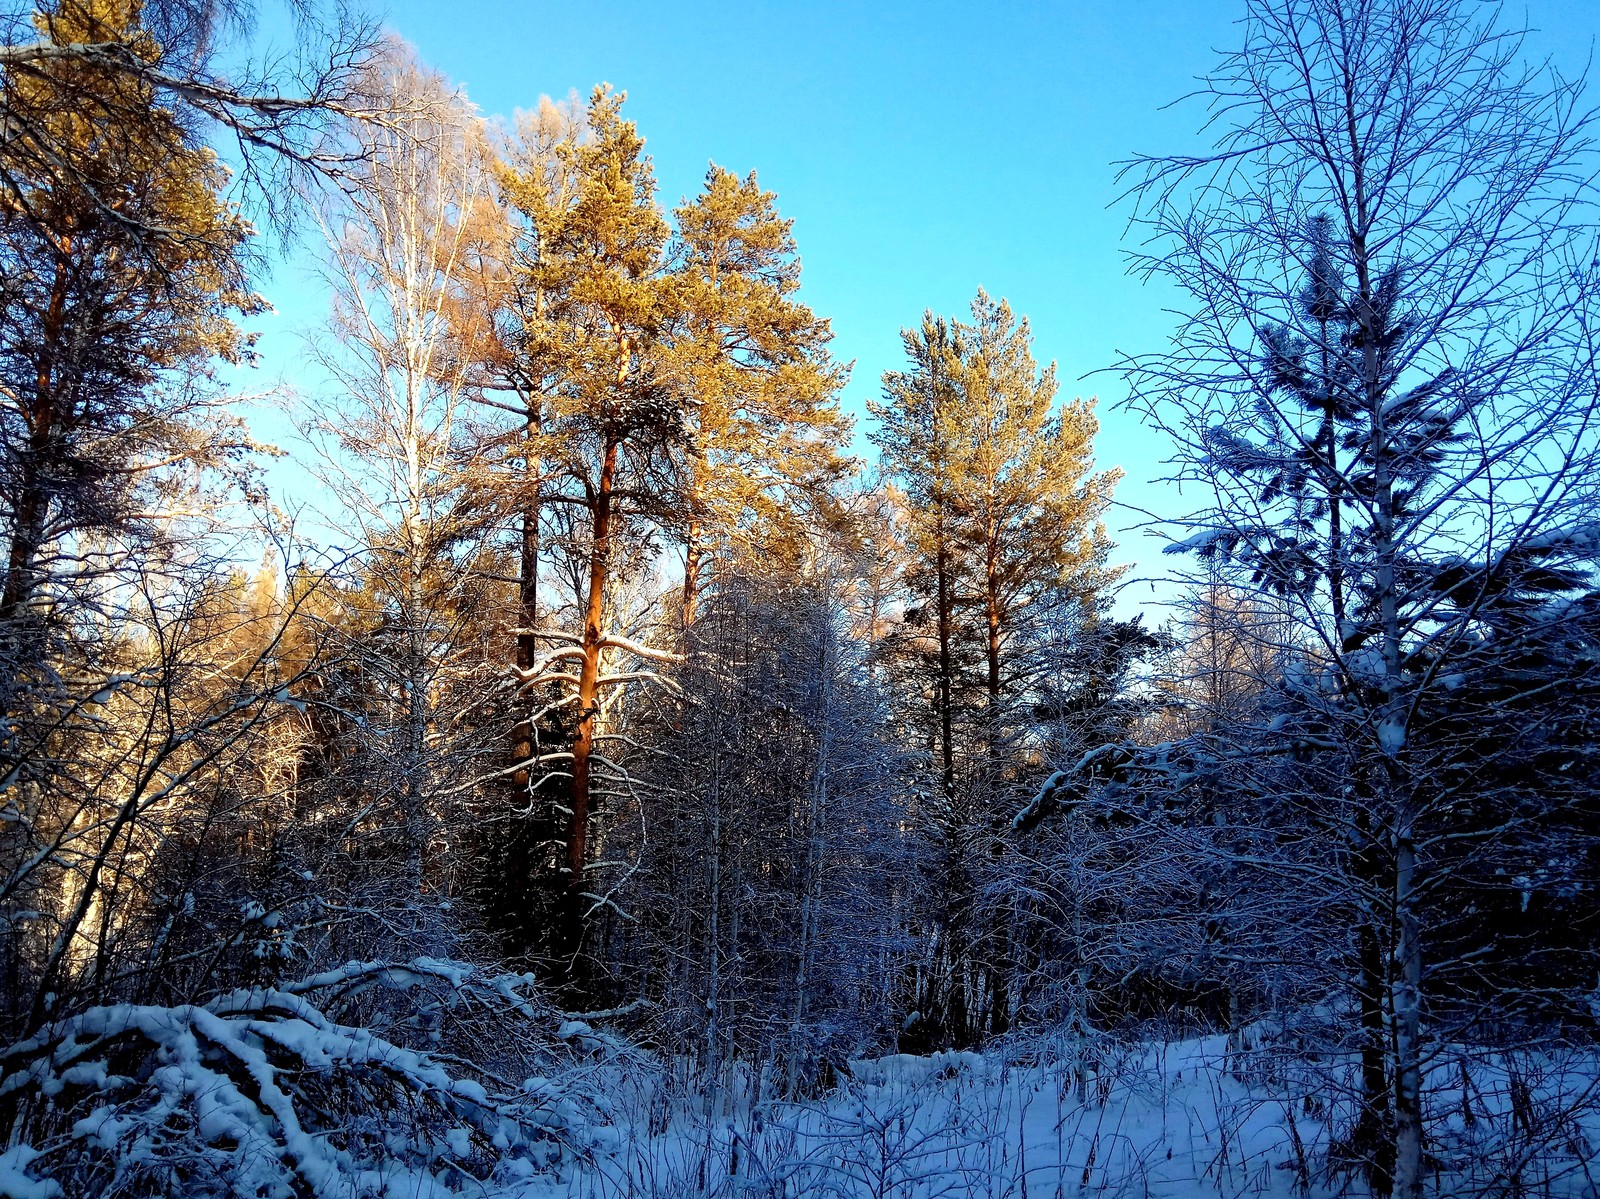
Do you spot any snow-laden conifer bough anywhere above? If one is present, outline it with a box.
[0,958,645,1197]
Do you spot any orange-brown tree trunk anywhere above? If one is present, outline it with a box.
[681,517,703,630]
[984,554,1002,721]
[935,526,957,809]
[563,433,619,966]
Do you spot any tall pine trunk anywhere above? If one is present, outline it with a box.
[2,258,68,629]
[682,515,703,630]
[561,433,619,976]
[935,523,956,808]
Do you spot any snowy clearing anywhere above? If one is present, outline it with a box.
[521,1035,1600,1199]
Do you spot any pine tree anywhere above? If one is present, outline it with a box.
[497,85,683,980]
[299,40,498,924]
[946,290,1117,765]
[460,94,585,800]
[494,95,860,986]
[871,289,1118,1044]
[672,165,850,627]
[0,0,261,657]
[872,313,970,819]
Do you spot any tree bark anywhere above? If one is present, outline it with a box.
[935,527,956,808]
[2,256,69,627]
[1393,820,1425,1199]
[511,401,541,791]
[1353,804,1395,1194]
[562,432,619,971]
[682,516,703,630]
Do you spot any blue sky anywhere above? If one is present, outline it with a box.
[241,0,1600,603]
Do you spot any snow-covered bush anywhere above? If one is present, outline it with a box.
[0,958,644,1198]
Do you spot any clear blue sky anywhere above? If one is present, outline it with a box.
[242,0,1600,605]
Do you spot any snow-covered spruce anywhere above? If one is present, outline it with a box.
[0,959,639,1198]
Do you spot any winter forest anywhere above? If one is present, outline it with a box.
[6,0,1600,1195]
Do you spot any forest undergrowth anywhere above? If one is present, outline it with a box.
[10,960,1598,1199]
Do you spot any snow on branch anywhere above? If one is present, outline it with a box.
[595,633,685,665]
[597,669,685,695]
[1163,526,1233,556]
[0,960,645,1196]
[1013,742,1133,832]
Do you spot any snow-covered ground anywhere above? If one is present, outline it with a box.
[6,966,1597,1198]
[549,1038,1309,1199]
[530,1034,1600,1198]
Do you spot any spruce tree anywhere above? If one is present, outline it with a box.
[1100,3,1600,1188]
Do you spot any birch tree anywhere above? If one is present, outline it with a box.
[299,42,497,922]
[614,560,909,1093]
[1094,1,1600,1192]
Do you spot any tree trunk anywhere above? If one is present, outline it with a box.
[562,433,619,973]
[1392,819,1425,1199]
[789,612,829,1089]
[1363,247,1422,1199]
[682,516,703,630]
[2,257,68,630]
[705,747,723,1111]
[984,553,1002,719]
[403,558,429,902]
[511,402,541,791]
[1353,804,1395,1194]
[935,528,956,808]
[1347,147,1421,1193]
[1,484,45,626]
